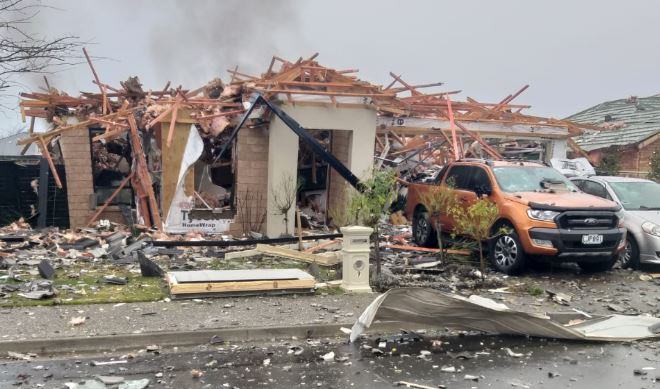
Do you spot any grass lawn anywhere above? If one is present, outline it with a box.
[0,254,341,307]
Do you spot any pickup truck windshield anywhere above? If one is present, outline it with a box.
[609,181,660,210]
[492,166,577,193]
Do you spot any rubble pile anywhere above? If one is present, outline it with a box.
[0,217,347,304]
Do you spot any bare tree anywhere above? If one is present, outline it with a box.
[0,0,81,104]
[270,172,300,235]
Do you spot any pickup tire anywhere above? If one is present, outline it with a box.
[489,229,526,275]
[412,208,437,247]
[578,256,617,273]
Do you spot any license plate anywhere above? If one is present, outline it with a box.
[582,234,603,245]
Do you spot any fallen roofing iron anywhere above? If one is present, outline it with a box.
[350,288,660,342]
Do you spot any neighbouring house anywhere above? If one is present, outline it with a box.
[0,132,68,228]
[569,95,660,177]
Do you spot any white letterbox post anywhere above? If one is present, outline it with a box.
[340,226,373,293]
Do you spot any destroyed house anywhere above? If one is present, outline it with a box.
[570,95,660,177]
[17,53,591,236]
[17,55,395,237]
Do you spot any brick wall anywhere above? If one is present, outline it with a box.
[327,130,351,223]
[59,127,94,228]
[588,137,660,178]
[230,126,269,236]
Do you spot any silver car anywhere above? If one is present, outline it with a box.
[570,176,660,268]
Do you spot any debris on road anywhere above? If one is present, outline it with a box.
[321,351,335,362]
[190,369,204,379]
[546,290,572,306]
[350,288,660,342]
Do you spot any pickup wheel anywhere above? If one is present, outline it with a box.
[489,229,526,275]
[578,256,616,273]
[412,209,437,247]
[618,236,640,269]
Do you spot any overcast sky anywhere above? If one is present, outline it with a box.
[2,0,659,134]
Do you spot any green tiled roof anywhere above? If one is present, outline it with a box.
[568,95,660,152]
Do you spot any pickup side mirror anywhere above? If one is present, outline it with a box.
[474,185,492,198]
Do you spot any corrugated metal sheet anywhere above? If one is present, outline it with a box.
[569,95,660,152]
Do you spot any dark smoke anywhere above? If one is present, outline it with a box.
[148,0,304,86]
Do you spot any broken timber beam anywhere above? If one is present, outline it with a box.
[255,244,341,266]
[82,48,109,114]
[36,137,62,188]
[454,121,503,159]
[127,114,162,229]
[382,244,470,256]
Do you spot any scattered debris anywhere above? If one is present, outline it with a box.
[351,288,660,342]
[503,347,524,358]
[90,359,127,366]
[321,351,335,362]
[37,259,55,280]
[394,381,437,389]
[96,376,125,385]
[7,351,35,361]
[546,290,572,306]
[190,369,204,379]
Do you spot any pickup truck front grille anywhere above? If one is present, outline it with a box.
[556,211,618,230]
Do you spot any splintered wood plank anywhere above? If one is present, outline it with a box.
[382,244,470,256]
[83,48,109,114]
[128,114,162,229]
[166,103,179,147]
[304,239,341,253]
[255,244,341,266]
[36,137,62,188]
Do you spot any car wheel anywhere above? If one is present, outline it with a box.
[578,256,617,273]
[412,209,437,247]
[489,229,526,275]
[618,237,640,269]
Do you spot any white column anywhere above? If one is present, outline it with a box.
[266,115,299,237]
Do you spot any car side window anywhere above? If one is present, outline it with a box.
[582,181,611,199]
[572,179,584,190]
[444,166,471,190]
[470,167,492,192]
[434,165,450,184]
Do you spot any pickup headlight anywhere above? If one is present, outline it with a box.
[527,209,560,222]
[642,221,660,237]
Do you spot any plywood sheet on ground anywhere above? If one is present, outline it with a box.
[167,269,315,297]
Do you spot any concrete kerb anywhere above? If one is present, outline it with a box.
[0,322,411,356]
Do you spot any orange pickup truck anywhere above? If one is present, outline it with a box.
[406,159,626,274]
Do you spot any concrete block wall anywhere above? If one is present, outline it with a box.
[230,126,269,236]
[59,127,94,228]
[327,130,351,222]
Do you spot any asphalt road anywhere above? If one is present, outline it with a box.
[2,332,659,388]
